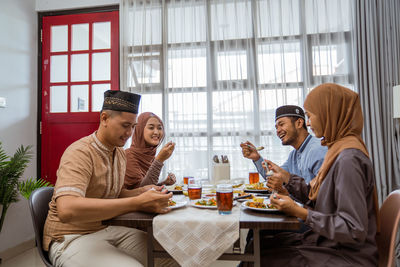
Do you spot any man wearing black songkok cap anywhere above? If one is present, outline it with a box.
[44,90,176,267]
[240,104,327,188]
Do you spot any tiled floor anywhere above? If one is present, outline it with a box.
[1,247,239,267]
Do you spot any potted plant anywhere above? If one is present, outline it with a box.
[0,142,33,233]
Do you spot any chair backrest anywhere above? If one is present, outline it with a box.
[29,187,54,267]
[376,190,400,267]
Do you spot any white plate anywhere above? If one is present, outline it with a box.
[169,200,187,209]
[191,199,237,209]
[241,199,280,212]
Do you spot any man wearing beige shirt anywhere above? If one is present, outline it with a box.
[43,90,174,267]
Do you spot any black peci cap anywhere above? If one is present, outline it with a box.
[275,105,305,121]
[102,90,141,114]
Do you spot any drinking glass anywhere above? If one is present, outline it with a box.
[183,176,192,185]
[249,172,259,184]
[188,178,202,200]
[216,184,233,215]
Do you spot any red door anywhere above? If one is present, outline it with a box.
[41,11,119,184]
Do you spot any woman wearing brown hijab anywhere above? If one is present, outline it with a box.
[257,83,378,266]
[125,112,176,189]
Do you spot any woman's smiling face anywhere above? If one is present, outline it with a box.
[143,117,164,146]
[305,110,322,138]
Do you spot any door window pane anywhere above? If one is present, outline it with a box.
[51,25,68,52]
[92,84,110,111]
[72,23,89,51]
[50,55,68,83]
[50,86,68,113]
[71,85,88,112]
[92,52,111,81]
[93,22,111,49]
[71,54,89,82]
[168,48,206,88]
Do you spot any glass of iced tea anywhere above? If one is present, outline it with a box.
[249,172,259,184]
[216,184,233,215]
[183,176,192,185]
[188,179,202,200]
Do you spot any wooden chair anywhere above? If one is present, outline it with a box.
[376,190,400,267]
[29,187,54,267]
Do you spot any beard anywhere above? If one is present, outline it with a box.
[281,130,298,146]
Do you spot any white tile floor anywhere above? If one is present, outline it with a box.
[1,247,239,267]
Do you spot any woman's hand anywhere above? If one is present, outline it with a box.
[161,172,176,186]
[270,193,308,220]
[263,160,291,184]
[155,141,175,162]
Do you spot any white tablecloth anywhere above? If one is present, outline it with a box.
[153,197,240,267]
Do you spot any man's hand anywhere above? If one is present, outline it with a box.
[141,184,164,193]
[270,193,307,220]
[135,189,172,214]
[155,141,175,162]
[240,141,260,161]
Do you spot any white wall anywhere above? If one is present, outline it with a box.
[0,0,38,253]
[36,0,119,11]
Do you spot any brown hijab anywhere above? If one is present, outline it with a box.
[304,83,379,229]
[124,112,164,189]
[304,83,369,200]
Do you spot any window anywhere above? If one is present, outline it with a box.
[122,0,355,181]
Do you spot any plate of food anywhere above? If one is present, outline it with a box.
[244,182,272,193]
[166,184,184,194]
[241,197,279,212]
[191,198,237,209]
[235,192,255,202]
[191,198,217,209]
[168,199,187,209]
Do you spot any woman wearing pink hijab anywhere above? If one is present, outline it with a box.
[124,112,176,189]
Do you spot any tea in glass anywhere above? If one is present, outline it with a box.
[249,172,259,184]
[183,176,192,185]
[216,184,233,215]
[188,180,202,200]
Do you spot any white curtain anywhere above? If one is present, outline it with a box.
[121,0,355,183]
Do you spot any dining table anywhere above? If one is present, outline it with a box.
[103,194,301,267]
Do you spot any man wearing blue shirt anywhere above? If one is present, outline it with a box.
[240,105,327,184]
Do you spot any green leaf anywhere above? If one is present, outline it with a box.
[18,178,54,200]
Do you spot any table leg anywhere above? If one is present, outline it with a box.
[147,226,154,267]
[253,229,260,267]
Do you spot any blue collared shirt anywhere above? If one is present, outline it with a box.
[253,134,327,184]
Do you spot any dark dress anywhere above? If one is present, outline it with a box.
[259,148,378,266]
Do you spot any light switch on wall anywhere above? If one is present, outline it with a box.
[0,97,6,108]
